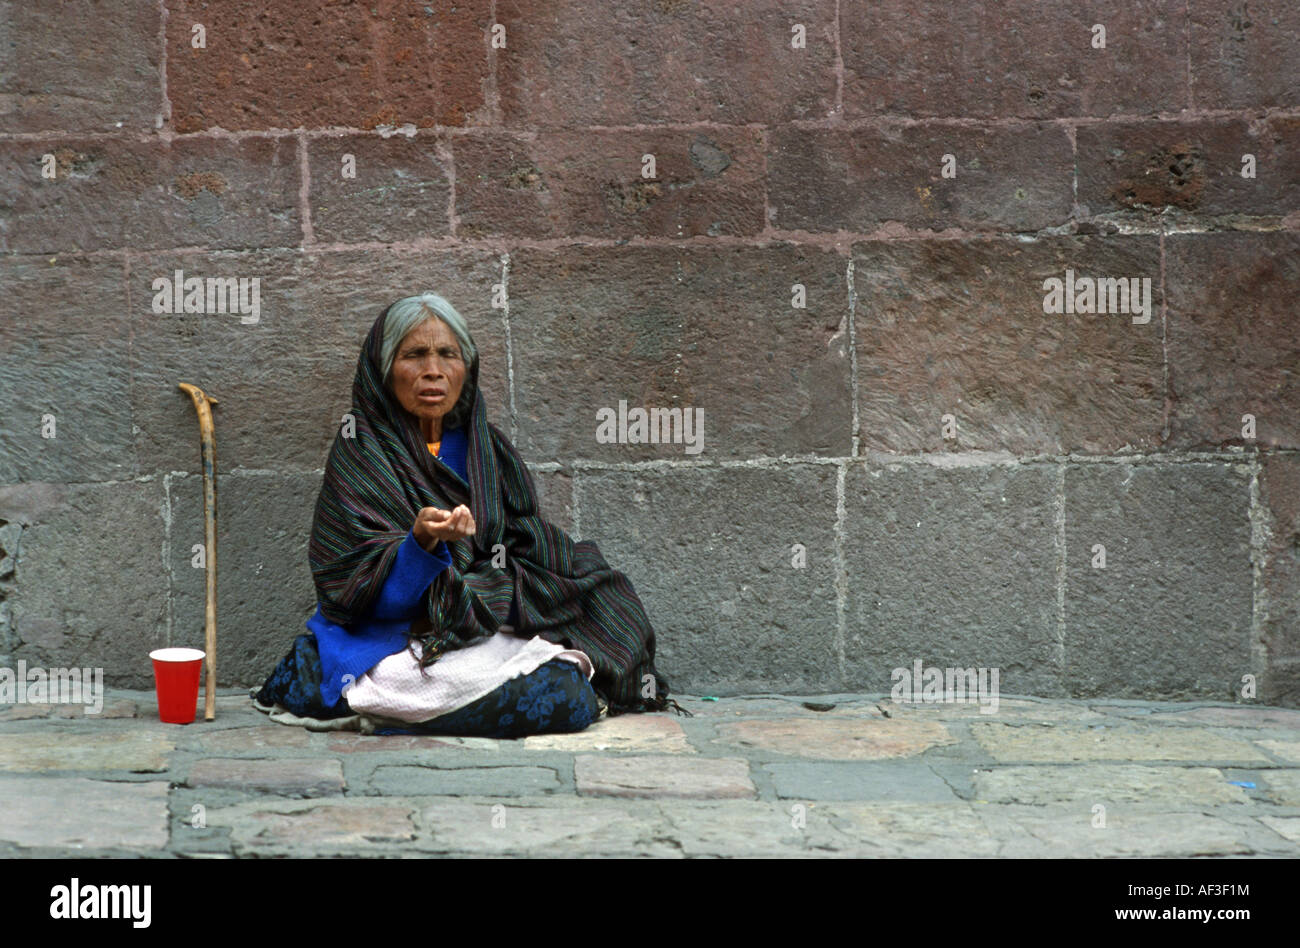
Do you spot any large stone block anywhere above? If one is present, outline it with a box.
[0,136,300,253]
[454,128,765,239]
[577,464,840,695]
[307,134,452,245]
[0,0,161,133]
[165,0,490,131]
[128,248,508,475]
[842,462,1061,696]
[851,237,1164,454]
[1077,118,1299,217]
[509,245,852,462]
[531,470,573,533]
[1260,454,1300,706]
[168,471,320,687]
[1189,0,1300,109]
[0,255,134,483]
[1063,463,1253,699]
[841,0,1187,119]
[497,0,836,128]
[769,124,1072,233]
[3,481,169,686]
[1164,232,1300,450]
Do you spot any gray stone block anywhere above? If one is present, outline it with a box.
[508,244,852,462]
[0,256,135,482]
[577,463,840,694]
[129,248,509,475]
[5,481,169,686]
[1064,462,1252,698]
[168,471,321,687]
[842,462,1061,696]
[764,760,960,801]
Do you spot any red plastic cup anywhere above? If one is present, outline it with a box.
[150,647,206,724]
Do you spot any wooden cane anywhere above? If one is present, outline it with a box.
[178,383,219,722]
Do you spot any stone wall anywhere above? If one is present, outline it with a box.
[1,1,1296,704]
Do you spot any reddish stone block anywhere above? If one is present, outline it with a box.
[507,244,852,462]
[454,128,765,239]
[852,237,1164,454]
[165,0,490,131]
[496,0,836,127]
[1077,118,1300,217]
[842,0,1188,118]
[308,134,452,244]
[769,124,1072,233]
[1190,0,1300,109]
[0,136,300,253]
[1164,232,1300,449]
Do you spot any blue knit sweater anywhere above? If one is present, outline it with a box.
[311,424,470,708]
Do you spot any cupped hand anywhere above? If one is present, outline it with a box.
[413,503,476,549]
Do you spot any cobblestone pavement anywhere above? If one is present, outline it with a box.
[2,690,1299,857]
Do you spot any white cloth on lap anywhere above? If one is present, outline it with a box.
[342,631,595,724]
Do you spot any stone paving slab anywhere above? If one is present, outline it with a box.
[657,800,850,857]
[1260,769,1300,805]
[416,797,683,857]
[575,755,756,799]
[972,723,1273,763]
[869,699,1107,723]
[186,758,345,796]
[1258,816,1300,845]
[521,713,694,753]
[974,804,1295,858]
[819,802,1003,857]
[1256,739,1300,763]
[327,733,502,753]
[207,799,420,856]
[971,764,1250,805]
[196,725,316,752]
[0,776,169,851]
[0,730,173,772]
[368,764,562,796]
[1147,707,1300,729]
[0,698,140,722]
[713,717,956,759]
[763,760,960,802]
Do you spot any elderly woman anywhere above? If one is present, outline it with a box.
[253,293,683,736]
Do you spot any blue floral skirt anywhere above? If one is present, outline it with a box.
[254,634,600,738]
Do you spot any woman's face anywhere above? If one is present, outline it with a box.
[389,318,467,434]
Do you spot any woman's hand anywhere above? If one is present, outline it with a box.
[413,503,476,550]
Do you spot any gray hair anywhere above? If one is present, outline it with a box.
[379,293,479,429]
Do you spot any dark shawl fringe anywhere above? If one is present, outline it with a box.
[308,303,682,715]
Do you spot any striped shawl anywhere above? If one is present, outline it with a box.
[308,306,680,716]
